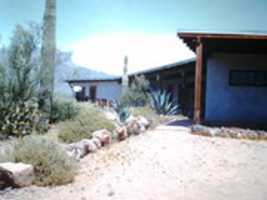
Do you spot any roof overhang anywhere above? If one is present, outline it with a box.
[66,78,121,84]
[177,31,267,53]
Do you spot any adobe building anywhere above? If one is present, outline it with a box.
[178,31,267,127]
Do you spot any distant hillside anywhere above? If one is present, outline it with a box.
[0,49,114,97]
[54,60,115,97]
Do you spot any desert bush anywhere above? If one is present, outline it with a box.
[0,25,45,138]
[50,97,80,123]
[14,135,76,186]
[58,104,115,143]
[149,90,178,115]
[120,75,150,107]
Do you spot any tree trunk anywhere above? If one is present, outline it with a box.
[39,0,56,117]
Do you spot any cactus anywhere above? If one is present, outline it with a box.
[0,101,46,139]
[149,90,179,115]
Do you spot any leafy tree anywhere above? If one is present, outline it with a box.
[0,25,44,138]
[0,25,39,104]
[39,0,56,117]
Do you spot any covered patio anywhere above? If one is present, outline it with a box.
[178,31,267,127]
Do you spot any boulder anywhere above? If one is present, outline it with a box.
[115,126,128,141]
[191,125,212,137]
[91,137,102,149]
[126,118,142,135]
[0,167,15,190]
[137,116,151,129]
[84,139,98,153]
[92,129,112,146]
[66,140,90,159]
[0,162,34,189]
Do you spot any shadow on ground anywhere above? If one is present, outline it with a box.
[166,119,193,127]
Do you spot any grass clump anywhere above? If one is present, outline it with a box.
[132,106,174,127]
[14,135,76,186]
[58,104,115,143]
[0,140,16,163]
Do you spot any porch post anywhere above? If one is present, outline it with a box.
[194,38,204,124]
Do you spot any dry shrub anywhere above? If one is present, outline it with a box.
[58,104,115,143]
[14,135,76,186]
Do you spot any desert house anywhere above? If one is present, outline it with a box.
[67,58,196,116]
[67,77,121,103]
[178,30,267,127]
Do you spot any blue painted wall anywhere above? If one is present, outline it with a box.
[205,53,267,123]
[72,81,121,101]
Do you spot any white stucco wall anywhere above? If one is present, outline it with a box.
[71,81,122,101]
[205,53,267,123]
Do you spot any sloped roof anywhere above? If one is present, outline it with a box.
[177,29,267,38]
[129,58,195,77]
[67,58,196,83]
[177,29,267,52]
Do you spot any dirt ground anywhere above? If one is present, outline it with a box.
[1,125,267,200]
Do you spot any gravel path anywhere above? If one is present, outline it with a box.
[1,125,267,200]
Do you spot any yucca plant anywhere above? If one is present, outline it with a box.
[149,90,178,115]
[113,101,131,123]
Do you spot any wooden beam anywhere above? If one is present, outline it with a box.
[194,38,204,124]
[178,32,267,40]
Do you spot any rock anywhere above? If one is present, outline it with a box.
[108,190,115,196]
[103,110,121,126]
[91,138,102,149]
[0,167,15,190]
[0,162,34,189]
[86,140,98,153]
[115,126,128,141]
[137,116,150,129]
[92,129,112,146]
[66,140,90,159]
[209,128,221,137]
[191,125,212,137]
[126,118,142,135]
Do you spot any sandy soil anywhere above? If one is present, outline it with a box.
[1,125,267,200]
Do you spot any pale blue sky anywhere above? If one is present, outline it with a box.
[1,0,267,74]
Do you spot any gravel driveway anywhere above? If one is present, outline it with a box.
[1,125,267,200]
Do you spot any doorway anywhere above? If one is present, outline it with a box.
[90,86,97,102]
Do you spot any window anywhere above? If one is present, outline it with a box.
[229,70,267,86]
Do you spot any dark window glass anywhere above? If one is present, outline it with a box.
[229,70,267,86]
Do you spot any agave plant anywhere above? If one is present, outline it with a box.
[113,101,131,123]
[149,90,179,115]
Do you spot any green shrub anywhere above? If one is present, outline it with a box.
[58,104,115,143]
[14,135,76,186]
[120,75,150,107]
[50,97,80,123]
[0,101,44,139]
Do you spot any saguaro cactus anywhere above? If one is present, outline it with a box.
[122,55,129,96]
[39,0,56,117]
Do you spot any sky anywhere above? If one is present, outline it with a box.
[1,0,267,75]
